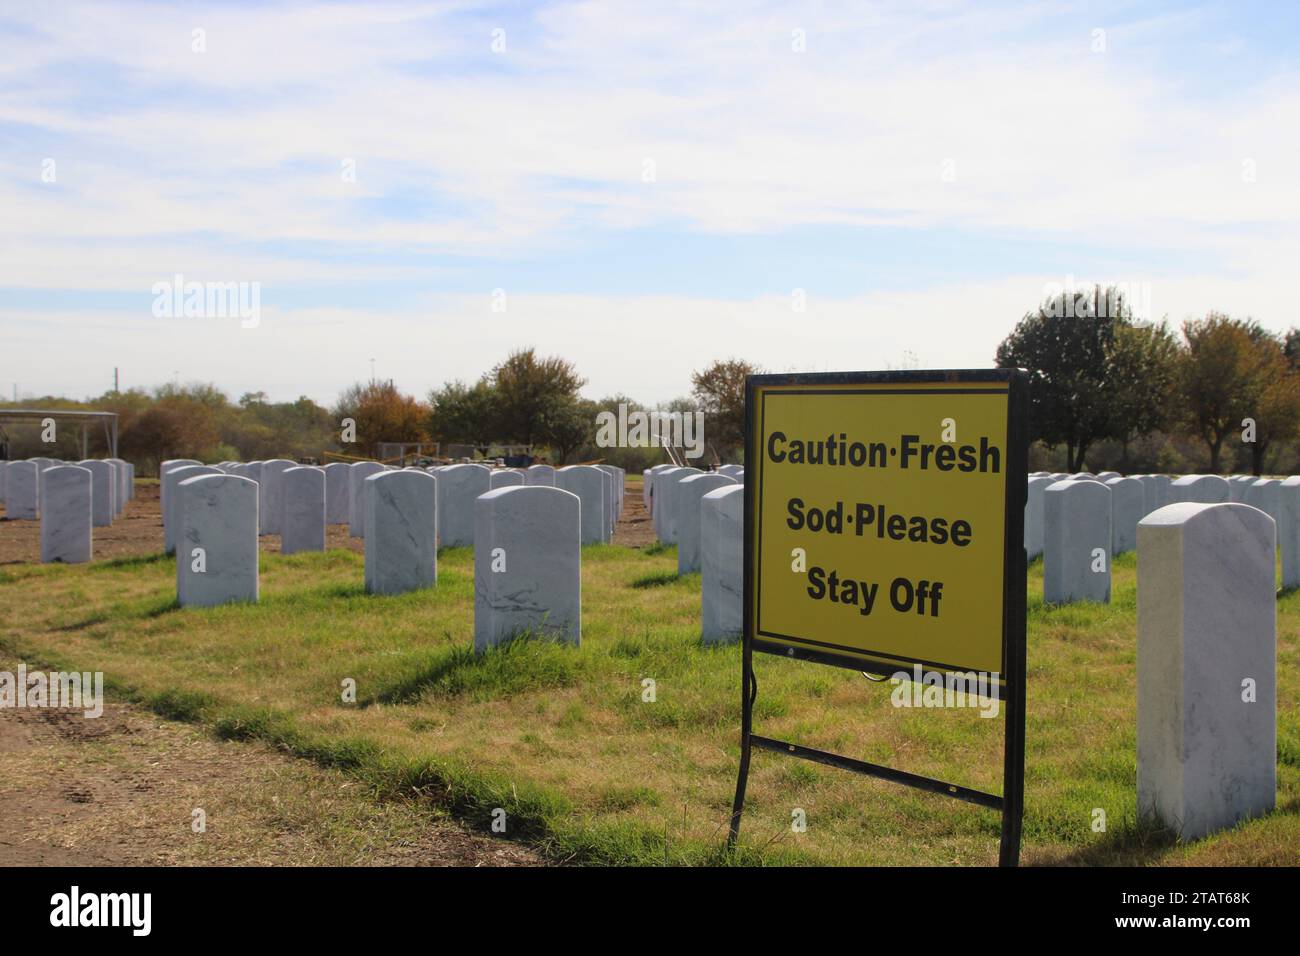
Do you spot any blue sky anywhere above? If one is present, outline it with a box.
[2,0,1298,405]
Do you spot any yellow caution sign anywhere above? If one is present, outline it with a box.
[748,374,1022,678]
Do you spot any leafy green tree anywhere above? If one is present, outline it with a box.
[1106,321,1181,469]
[489,348,586,451]
[227,393,334,460]
[547,398,599,464]
[1178,314,1272,472]
[995,286,1129,471]
[1284,327,1300,366]
[1241,329,1300,475]
[428,379,498,449]
[579,394,664,470]
[691,358,760,459]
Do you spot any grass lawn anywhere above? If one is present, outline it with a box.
[1,530,1296,866]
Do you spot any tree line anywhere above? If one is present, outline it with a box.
[996,286,1300,475]
[7,289,1290,477]
[0,349,755,474]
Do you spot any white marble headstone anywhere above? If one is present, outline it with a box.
[78,460,116,528]
[4,461,39,520]
[701,484,744,644]
[323,462,351,524]
[347,461,387,538]
[596,465,619,540]
[1105,476,1145,555]
[555,465,607,546]
[258,459,296,536]
[1227,475,1254,503]
[1134,475,1159,516]
[239,461,264,492]
[649,466,680,540]
[473,485,580,652]
[657,467,702,544]
[364,470,437,595]
[676,473,737,574]
[1043,479,1111,604]
[40,465,92,563]
[177,473,259,607]
[106,458,129,516]
[1169,474,1230,504]
[281,466,326,554]
[436,463,490,548]
[1137,503,1276,841]
[1279,476,1300,588]
[163,465,223,554]
[1024,475,1053,559]
[159,459,202,514]
[1243,477,1281,525]
[490,469,525,490]
[525,464,556,487]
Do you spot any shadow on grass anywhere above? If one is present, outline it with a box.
[642,542,674,557]
[366,633,581,706]
[89,552,171,572]
[280,581,369,601]
[144,598,181,618]
[631,570,681,589]
[696,634,740,652]
[1047,814,1180,866]
[53,614,111,632]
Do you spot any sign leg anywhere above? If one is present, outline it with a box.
[727,656,756,848]
[999,546,1028,867]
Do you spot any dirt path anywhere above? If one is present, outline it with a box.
[614,478,655,548]
[1,478,654,563]
[0,660,542,867]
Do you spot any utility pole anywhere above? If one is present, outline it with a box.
[114,367,119,393]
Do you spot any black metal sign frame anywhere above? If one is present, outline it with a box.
[727,368,1029,866]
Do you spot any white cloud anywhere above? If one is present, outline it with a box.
[1,0,1297,265]
[1,0,1296,403]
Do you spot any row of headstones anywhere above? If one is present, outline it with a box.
[162,460,627,652]
[0,458,136,563]
[643,463,747,644]
[1027,471,1300,603]
[159,459,625,556]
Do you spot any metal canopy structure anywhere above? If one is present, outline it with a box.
[0,409,119,459]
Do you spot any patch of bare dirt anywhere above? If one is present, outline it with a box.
[613,478,655,548]
[0,662,542,867]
